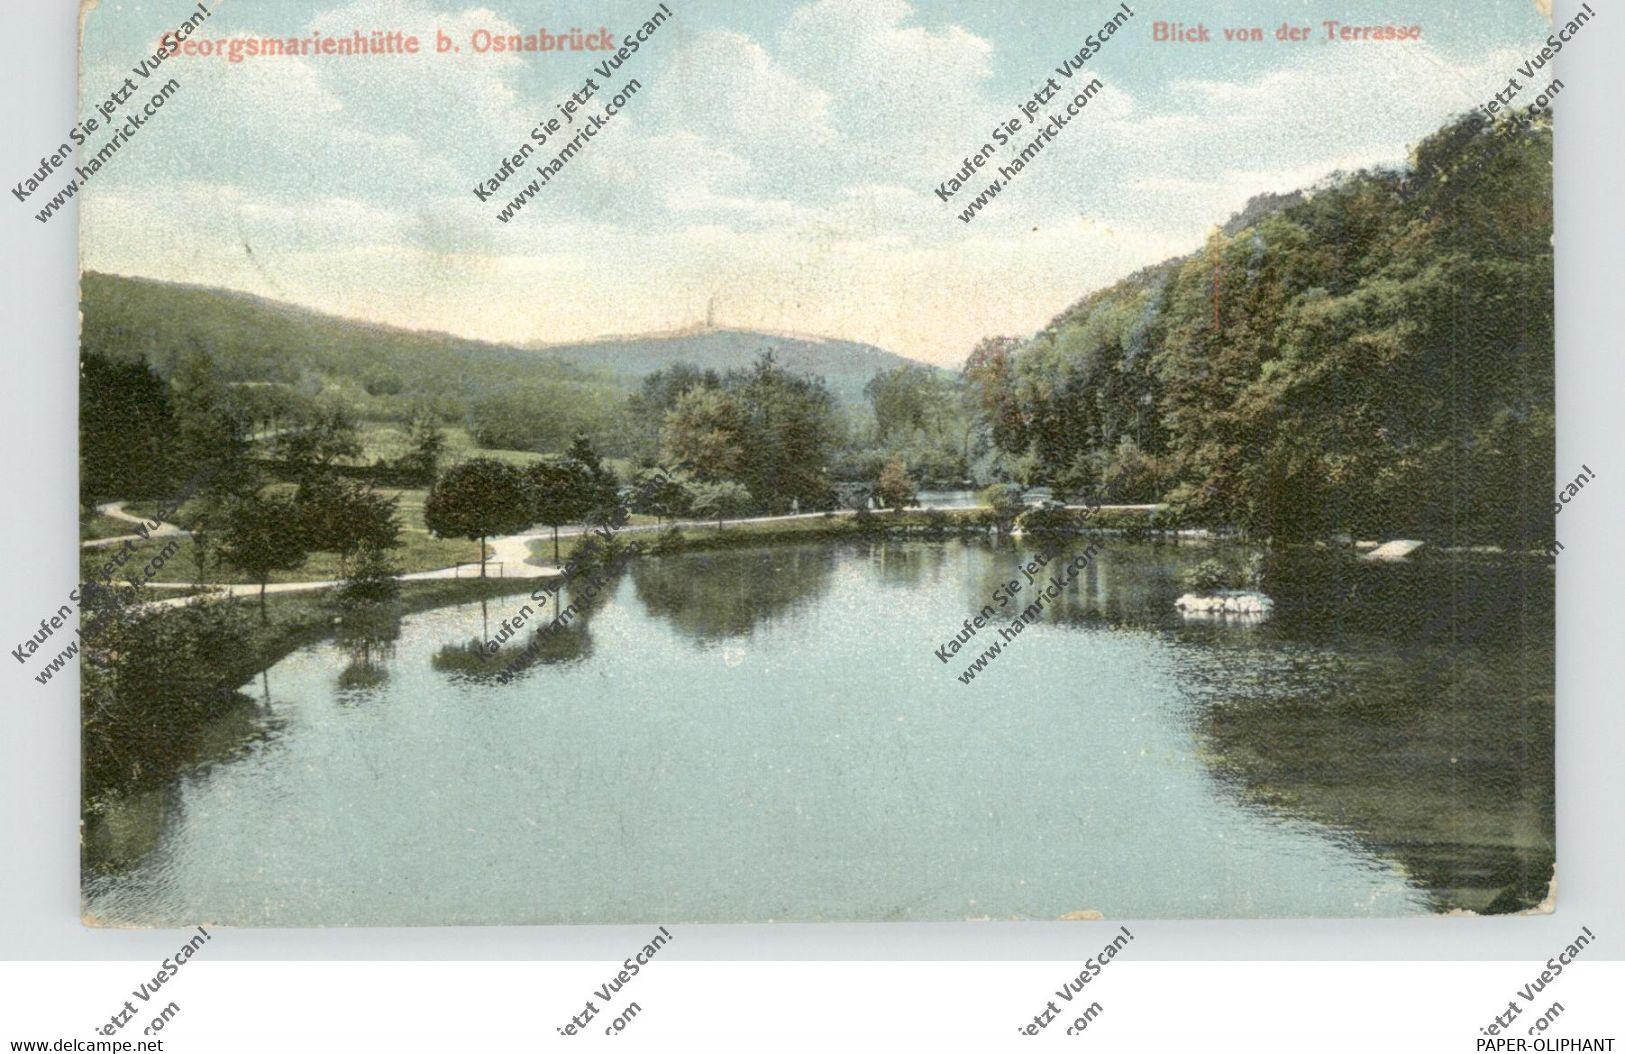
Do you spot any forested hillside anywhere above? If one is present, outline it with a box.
[964,111,1554,545]
[79,273,633,453]
[530,326,926,407]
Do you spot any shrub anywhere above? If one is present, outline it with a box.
[337,542,401,605]
[1181,555,1264,593]
[650,524,687,555]
[81,589,256,800]
[979,483,1024,532]
[590,533,631,568]
[1181,559,1234,594]
[1019,502,1076,536]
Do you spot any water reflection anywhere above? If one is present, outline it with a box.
[82,699,275,876]
[1172,551,1556,913]
[83,539,1553,923]
[956,536,1189,630]
[334,602,402,696]
[631,544,837,641]
[859,538,949,588]
[431,582,612,683]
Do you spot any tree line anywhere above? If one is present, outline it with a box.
[82,110,1553,556]
[956,111,1554,546]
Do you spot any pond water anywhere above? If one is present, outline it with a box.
[913,487,1051,508]
[84,538,1554,926]
[913,488,980,508]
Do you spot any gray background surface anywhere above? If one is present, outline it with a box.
[2,0,1618,961]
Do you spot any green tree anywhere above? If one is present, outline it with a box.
[727,353,840,512]
[169,344,255,496]
[272,401,363,480]
[217,492,310,615]
[687,480,754,531]
[567,434,621,516]
[525,457,596,564]
[80,352,174,506]
[337,542,402,606]
[865,365,958,443]
[230,383,311,438]
[399,409,446,485]
[661,387,748,482]
[874,457,917,511]
[423,458,531,576]
[296,477,402,573]
[629,467,693,523]
[961,336,1028,458]
[626,363,723,459]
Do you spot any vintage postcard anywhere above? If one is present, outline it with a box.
[70,0,1560,926]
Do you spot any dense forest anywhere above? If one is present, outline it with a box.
[962,110,1554,546]
[79,272,634,455]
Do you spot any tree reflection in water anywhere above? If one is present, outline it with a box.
[335,601,402,696]
[630,544,837,641]
[432,574,619,683]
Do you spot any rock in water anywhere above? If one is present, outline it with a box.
[1175,590,1274,618]
[1363,539,1426,562]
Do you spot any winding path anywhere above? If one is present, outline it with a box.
[82,501,191,549]
[107,500,1165,609]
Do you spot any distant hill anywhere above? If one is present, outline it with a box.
[79,272,614,402]
[528,326,929,405]
[80,273,922,412]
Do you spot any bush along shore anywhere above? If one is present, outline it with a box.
[81,574,536,872]
[525,503,1188,563]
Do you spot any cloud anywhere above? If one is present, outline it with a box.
[779,0,999,179]
[648,30,837,169]
[77,0,1551,364]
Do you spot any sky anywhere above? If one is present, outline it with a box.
[77,0,1555,365]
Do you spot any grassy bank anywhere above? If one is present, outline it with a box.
[79,512,138,542]
[81,528,483,586]
[216,575,537,688]
[521,508,989,566]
